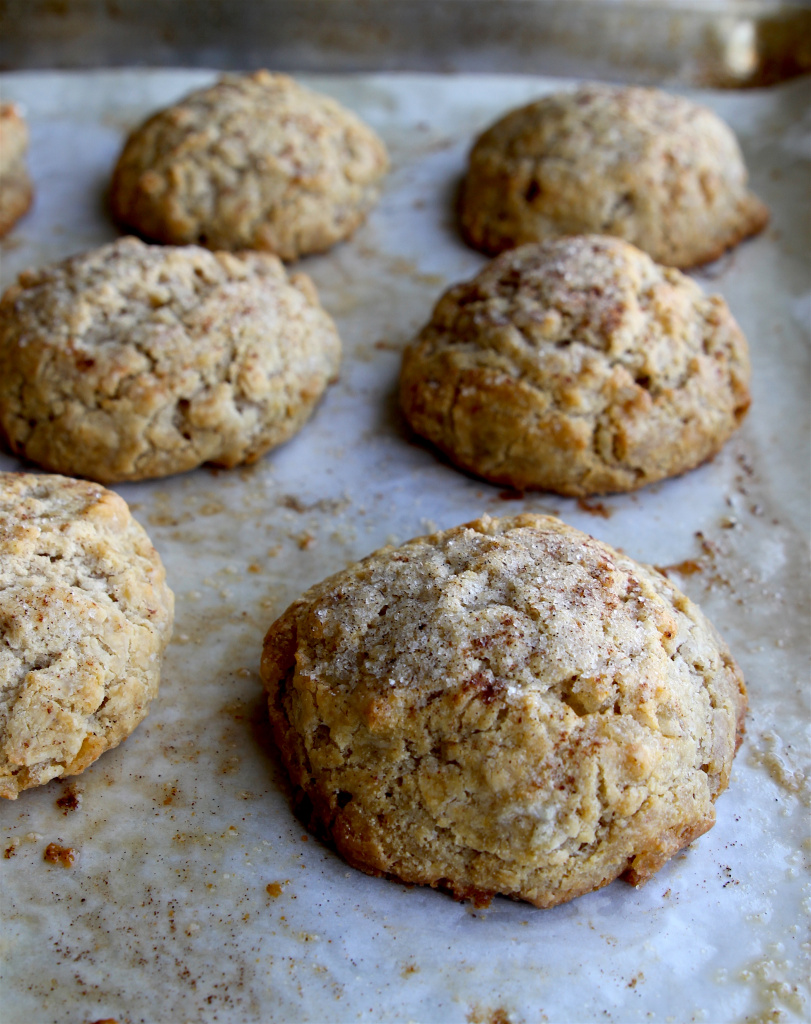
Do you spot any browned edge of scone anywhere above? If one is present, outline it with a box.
[0,180,33,239]
[457,189,770,270]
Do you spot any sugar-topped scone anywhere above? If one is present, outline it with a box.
[459,84,768,268]
[0,104,33,237]
[0,473,174,799]
[0,237,341,483]
[261,514,747,909]
[110,71,389,259]
[400,236,751,496]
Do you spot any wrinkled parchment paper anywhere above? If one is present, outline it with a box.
[0,70,808,1024]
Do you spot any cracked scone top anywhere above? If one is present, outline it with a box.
[0,236,342,483]
[110,70,389,259]
[261,514,746,908]
[459,84,768,268]
[400,236,751,496]
[0,104,33,237]
[0,473,174,799]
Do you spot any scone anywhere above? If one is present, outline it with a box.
[459,83,769,268]
[261,514,747,909]
[400,236,751,496]
[0,236,342,483]
[0,472,174,799]
[109,71,389,259]
[0,104,33,237]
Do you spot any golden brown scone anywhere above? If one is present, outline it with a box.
[0,473,174,799]
[0,236,341,483]
[261,514,747,909]
[0,104,33,237]
[459,84,769,268]
[109,71,389,259]
[400,236,751,496]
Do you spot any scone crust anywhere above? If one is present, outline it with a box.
[0,472,174,798]
[459,84,769,268]
[0,104,33,237]
[110,70,389,259]
[400,236,751,496]
[261,514,747,909]
[0,236,342,483]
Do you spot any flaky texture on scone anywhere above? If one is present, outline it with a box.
[0,104,33,237]
[261,514,747,909]
[459,84,768,268]
[0,473,174,799]
[0,236,342,483]
[400,236,751,496]
[109,70,389,259]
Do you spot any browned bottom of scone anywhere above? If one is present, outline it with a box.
[458,179,769,270]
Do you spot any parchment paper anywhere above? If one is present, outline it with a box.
[0,70,808,1024]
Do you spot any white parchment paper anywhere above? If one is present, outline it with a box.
[0,70,808,1024]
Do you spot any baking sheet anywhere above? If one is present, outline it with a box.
[0,69,808,1024]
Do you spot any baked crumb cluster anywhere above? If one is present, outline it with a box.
[0,73,760,910]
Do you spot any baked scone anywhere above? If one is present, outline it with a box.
[400,236,751,496]
[261,514,746,909]
[0,472,174,799]
[109,71,389,259]
[0,104,33,237]
[0,236,342,483]
[459,84,769,268]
